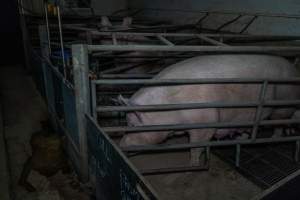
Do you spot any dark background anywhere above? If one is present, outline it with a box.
[0,0,23,66]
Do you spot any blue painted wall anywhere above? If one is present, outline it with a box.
[129,0,300,36]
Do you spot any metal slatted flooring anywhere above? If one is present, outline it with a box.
[214,142,300,189]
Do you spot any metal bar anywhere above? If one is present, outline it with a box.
[72,44,90,182]
[88,44,300,53]
[44,2,51,55]
[96,100,300,112]
[93,78,300,85]
[196,35,228,46]
[196,12,210,25]
[86,114,160,199]
[157,35,174,46]
[86,31,93,44]
[57,6,67,78]
[112,33,118,45]
[240,16,258,34]
[251,81,268,140]
[102,119,300,133]
[121,136,300,153]
[205,146,210,166]
[295,140,300,162]
[72,30,300,40]
[99,74,154,79]
[140,165,208,175]
[217,15,243,31]
[235,144,241,167]
[91,81,98,121]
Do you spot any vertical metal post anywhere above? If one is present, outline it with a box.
[295,140,300,162]
[18,0,31,71]
[39,25,51,101]
[205,146,210,167]
[86,31,93,45]
[57,6,67,78]
[72,44,90,182]
[235,144,241,168]
[91,81,98,121]
[251,81,268,140]
[44,1,51,55]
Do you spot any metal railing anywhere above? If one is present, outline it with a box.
[91,77,300,169]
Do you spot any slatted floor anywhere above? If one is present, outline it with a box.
[214,142,300,189]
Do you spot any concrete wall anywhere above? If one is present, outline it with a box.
[128,0,300,36]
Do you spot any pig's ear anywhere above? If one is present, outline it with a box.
[101,16,112,27]
[122,17,132,28]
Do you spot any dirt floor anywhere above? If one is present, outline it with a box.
[130,137,262,200]
[0,66,91,200]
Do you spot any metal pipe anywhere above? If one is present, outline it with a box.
[251,81,268,140]
[76,31,300,40]
[235,144,241,167]
[140,165,208,175]
[57,6,67,77]
[102,119,300,133]
[121,136,300,152]
[44,2,51,55]
[157,35,174,46]
[99,74,154,79]
[295,140,300,162]
[93,78,300,85]
[88,44,300,53]
[96,100,300,112]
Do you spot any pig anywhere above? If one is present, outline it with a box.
[119,54,300,166]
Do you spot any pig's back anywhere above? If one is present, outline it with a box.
[156,54,294,79]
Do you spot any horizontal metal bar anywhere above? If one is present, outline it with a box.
[103,119,300,133]
[99,74,154,79]
[88,44,300,53]
[97,100,300,112]
[122,136,300,152]
[93,78,300,85]
[140,165,208,175]
[82,31,300,40]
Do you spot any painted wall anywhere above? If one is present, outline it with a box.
[129,0,300,36]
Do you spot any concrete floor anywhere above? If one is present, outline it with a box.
[0,66,90,200]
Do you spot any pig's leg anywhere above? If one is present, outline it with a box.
[189,129,215,166]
